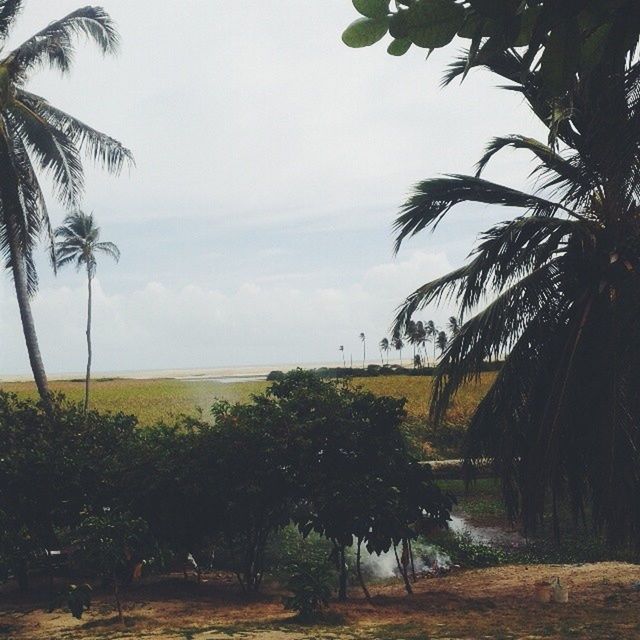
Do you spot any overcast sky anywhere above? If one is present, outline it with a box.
[0,1,547,376]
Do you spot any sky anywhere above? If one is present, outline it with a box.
[0,1,547,376]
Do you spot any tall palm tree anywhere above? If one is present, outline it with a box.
[54,212,119,412]
[0,3,132,411]
[392,46,640,545]
[359,332,366,369]
[391,335,403,366]
[379,337,390,365]
[425,320,437,364]
[339,345,346,367]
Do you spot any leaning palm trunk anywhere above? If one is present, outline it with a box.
[84,267,92,412]
[6,215,51,413]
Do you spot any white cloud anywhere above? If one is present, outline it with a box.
[0,250,452,375]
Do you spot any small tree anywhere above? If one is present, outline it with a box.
[269,371,452,601]
[210,399,297,592]
[74,511,149,624]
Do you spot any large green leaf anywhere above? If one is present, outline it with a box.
[406,0,465,49]
[353,0,389,20]
[342,17,388,48]
[387,37,412,56]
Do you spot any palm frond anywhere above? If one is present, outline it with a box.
[18,90,134,174]
[94,240,120,262]
[475,135,591,190]
[429,260,563,422]
[4,6,119,81]
[9,100,84,208]
[393,175,572,254]
[0,0,23,42]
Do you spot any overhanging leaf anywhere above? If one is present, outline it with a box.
[353,0,389,20]
[406,0,465,49]
[388,37,412,55]
[342,17,388,48]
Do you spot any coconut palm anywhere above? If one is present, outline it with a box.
[339,345,346,367]
[391,335,403,366]
[425,320,437,364]
[392,47,640,545]
[379,337,390,365]
[359,332,366,369]
[54,212,120,412]
[0,4,132,411]
[447,316,460,337]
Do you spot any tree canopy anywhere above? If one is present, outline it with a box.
[343,1,640,98]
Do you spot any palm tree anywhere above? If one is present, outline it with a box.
[379,337,390,365]
[359,332,366,369]
[392,47,640,545]
[415,321,427,369]
[0,4,132,411]
[339,345,346,367]
[425,320,437,365]
[447,316,460,337]
[54,212,120,412]
[391,335,403,366]
[436,331,448,357]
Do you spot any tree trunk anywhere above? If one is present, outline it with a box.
[113,571,123,624]
[6,216,51,414]
[356,538,372,602]
[338,545,348,602]
[393,543,413,595]
[84,270,93,413]
[408,540,417,582]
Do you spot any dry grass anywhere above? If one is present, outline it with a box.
[352,372,496,422]
[0,373,495,427]
[0,378,269,425]
[3,562,640,639]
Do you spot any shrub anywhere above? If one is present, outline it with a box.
[283,561,333,620]
[430,531,508,568]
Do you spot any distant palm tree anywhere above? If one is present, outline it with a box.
[339,345,346,367]
[55,212,120,412]
[0,5,132,412]
[447,316,461,336]
[359,332,366,369]
[391,335,404,366]
[436,331,448,357]
[426,320,437,364]
[415,321,427,369]
[379,337,390,365]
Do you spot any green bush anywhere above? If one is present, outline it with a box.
[283,561,333,620]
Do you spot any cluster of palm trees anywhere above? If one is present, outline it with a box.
[379,316,459,368]
[340,317,460,370]
[0,3,131,414]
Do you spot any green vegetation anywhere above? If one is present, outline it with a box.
[356,0,640,548]
[342,1,636,98]
[0,371,453,623]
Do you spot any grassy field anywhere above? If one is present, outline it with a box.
[0,373,495,427]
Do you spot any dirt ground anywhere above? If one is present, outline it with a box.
[2,562,640,640]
